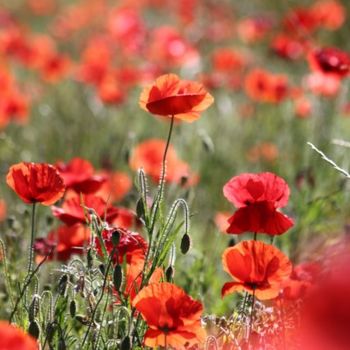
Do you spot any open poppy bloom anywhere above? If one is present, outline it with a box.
[308,47,350,79]
[222,240,292,300]
[56,157,107,194]
[132,282,206,348]
[139,73,214,122]
[129,139,198,186]
[6,162,65,205]
[0,321,38,350]
[52,194,119,226]
[34,223,89,262]
[223,172,293,235]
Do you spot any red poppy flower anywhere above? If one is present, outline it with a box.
[34,223,89,262]
[237,16,273,43]
[222,240,292,300]
[129,139,198,186]
[223,172,293,235]
[96,170,132,202]
[311,0,345,31]
[308,47,350,78]
[0,321,38,350]
[283,7,319,35]
[0,199,6,222]
[52,194,119,226]
[56,158,106,194]
[139,74,214,122]
[305,71,340,97]
[147,27,199,68]
[271,34,306,60]
[7,162,65,206]
[132,282,206,348]
[96,227,147,264]
[244,69,289,103]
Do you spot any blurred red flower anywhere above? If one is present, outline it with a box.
[244,69,289,103]
[0,321,38,350]
[237,16,273,43]
[132,282,206,348]
[308,47,350,79]
[0,199,6,222]
[139,73,214,122]
[223,172,293,235]
[6,162,65,205]
[56,158,106,194]
[271,34,306,60]
[311,0,345,31]
[35,223,89,262]
[96,170,132,203]
[129,139,198,186]
[222,240,292,300]
[52,194,119,225]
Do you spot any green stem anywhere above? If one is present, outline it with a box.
[28,203,36,274]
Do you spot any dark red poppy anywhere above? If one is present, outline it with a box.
[96,227,147,264]
[7,162,65,206]
[132,282,206,348]
[0,321,38,350]
[52,194,119,225]
[139,74,214,122]
[308,47,350,78]
[223,172,293,235]
[222,240,292,300]
[56,158,106,194]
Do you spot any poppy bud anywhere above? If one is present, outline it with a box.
[75,314,90,326]
[228,238,236,247]
[136,198,145,221]
[58,274,69,296]
[180,233,191,254]
[120,335,132,350]
[28,320,40,339]
[165,265,175,282]
[46,322,56,343]
[87,248,93,269]
[29,295,40,322]
[70,300,77,318]
[112,229,121,246]
[113,264,123,291]
[99,263,105,275]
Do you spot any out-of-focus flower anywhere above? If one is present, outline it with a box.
[222,240,292,300]
[271,34,306,60]
[0,321,38,350]
[0,199,6,222]
[34,223,89,262]
[214,211,231,233]
[281,262,320,300]
[311,0,346,31]
[52,194,119,226]
[308,47,350,79]
[139,73,214,122]
[246,142,279,163]
[129,139,198,186]
[7,162,65,206]
[244,69,289,103]
[107,6,145,54]
[283,7,319,35]
[147,27,199,69]
[56,158,106,195]
[223,172,293,235]
[304,71,340,97]
[237,16,273,43]
[96,170,132,202]
[132,282,206,348]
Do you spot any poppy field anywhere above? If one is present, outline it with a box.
[1,0,350,349]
